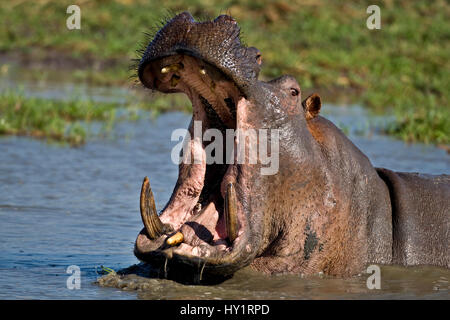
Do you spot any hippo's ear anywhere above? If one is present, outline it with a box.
[302,93,321,120]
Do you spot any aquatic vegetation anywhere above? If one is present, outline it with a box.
[97,266,116,275]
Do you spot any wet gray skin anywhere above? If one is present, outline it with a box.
[134,12,449,284]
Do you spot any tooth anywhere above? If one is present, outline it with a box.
[161,63,183,74]
[170,75,180,87]
[166,232,184,246]
[140,176,165,239]
[200,68,206,75]
[225,183,239,243]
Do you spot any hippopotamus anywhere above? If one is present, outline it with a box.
[133,12,449,283]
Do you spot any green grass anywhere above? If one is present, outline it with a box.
[0,90,191,145]
[385,97,450,145]
[0,90,119,145]
[0,0,448,144]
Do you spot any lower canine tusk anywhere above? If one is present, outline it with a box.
[140,176,166,239]
[225,183,239,243]
[166,232,184,246]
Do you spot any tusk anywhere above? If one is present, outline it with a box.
[140,176,166,239]
[224,183,239,243]
[166,232,184,246]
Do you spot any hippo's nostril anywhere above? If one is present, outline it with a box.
[214,14,236,24]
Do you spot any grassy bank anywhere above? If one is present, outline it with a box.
[0,91,118,145]
[0,0,448,144]
[0,90,191,145]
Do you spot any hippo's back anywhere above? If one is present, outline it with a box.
[376,168,449,268]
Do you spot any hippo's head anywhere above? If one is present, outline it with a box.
[134,12,322,283]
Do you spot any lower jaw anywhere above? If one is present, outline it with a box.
[134,230,253,284]
[134,187,258,281]
[133,247,237,284]
[134,215,246,266]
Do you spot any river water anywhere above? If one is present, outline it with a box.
[0,81,449,299]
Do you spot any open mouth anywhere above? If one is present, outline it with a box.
[134,53,253,276]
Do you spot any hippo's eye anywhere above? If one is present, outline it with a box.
[290,88,299,96]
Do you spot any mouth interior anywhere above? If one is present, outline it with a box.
[137,54,246,260]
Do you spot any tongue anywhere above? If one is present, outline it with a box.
[180,201,219,247]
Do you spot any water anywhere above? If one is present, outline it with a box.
[0,84,449,299]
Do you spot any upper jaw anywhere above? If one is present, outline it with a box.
[139,54,242,130]
[137,11,260,95]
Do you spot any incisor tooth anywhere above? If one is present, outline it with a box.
[161,63,183,74]
[170,75,180,87]
[166,232,184,246]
